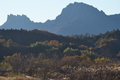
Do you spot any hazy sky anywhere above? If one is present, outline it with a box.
[0,0,120,25]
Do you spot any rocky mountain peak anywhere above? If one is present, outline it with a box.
[0,2,120,35]
[55,2,106,23]
[7,14,31,22]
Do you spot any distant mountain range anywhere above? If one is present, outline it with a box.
[0,2,120,35]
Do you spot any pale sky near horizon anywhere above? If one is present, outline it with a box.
[0,0,120,25]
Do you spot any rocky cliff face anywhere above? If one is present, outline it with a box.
[1,14,43,30]
[0,2,120,35]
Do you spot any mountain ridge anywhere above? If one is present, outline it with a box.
[0,2,120,35]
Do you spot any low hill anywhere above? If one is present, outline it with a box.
[0,29,92,46]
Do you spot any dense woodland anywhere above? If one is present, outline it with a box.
[1,29,120,80]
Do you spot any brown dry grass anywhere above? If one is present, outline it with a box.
[0,76,40,80]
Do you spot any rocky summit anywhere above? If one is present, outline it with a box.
[0,2,120,35]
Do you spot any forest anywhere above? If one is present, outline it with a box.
[0,29,120,80]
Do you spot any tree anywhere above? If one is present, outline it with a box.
[79,54,93,67]
[63,47,80,56]
[49,40,59,46]
[3,53,23,73]
[46,47,61,59]
[60,56,80,74]
[80,50,97,59]
[0,62,12,76]
[36,59,54,80]
[6,39,14,47]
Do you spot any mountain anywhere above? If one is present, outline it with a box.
[0,14,44,30]
[0,2,120,35]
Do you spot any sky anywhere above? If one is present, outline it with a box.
[0,0,120,25]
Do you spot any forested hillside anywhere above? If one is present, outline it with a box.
[0,29,120,60]
[0,29,93,46]
[0,29,120,80]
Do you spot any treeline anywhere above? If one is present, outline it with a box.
[0,29,120,59]
[0,29,92,46]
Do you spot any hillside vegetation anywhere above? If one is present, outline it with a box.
[0,29,120,80]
